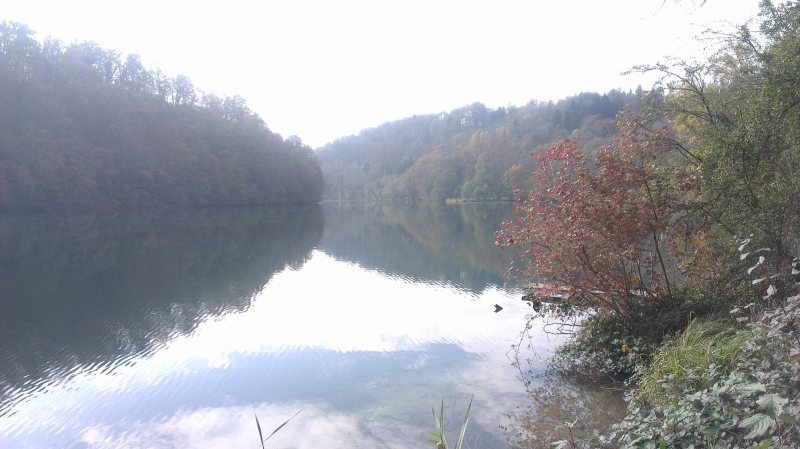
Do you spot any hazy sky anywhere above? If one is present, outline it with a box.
[4,0,759,148]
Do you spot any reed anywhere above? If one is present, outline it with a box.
[426,396,473,449]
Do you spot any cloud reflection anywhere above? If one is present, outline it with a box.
[2,252,538,447]
[80,402,414,449]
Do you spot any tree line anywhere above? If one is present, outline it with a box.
[317,88,645,201]
[0,22,324,211]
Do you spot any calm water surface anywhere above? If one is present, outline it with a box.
[0,202,625,448]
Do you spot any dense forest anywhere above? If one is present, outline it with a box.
[0,22,324,211]
[317,89,644,201]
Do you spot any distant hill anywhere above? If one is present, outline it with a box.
[0,22,324,211]
[317,89,644,201]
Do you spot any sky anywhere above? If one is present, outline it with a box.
[4,0,760,148]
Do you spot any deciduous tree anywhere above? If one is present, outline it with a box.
[496,116,697,321]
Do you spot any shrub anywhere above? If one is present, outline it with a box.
[547,290,727,381]
[549,310,645,381]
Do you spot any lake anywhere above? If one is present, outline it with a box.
[0,202,625,448]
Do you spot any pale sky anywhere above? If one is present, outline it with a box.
[4,0,759,148]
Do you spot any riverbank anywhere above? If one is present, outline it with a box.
[540,259,800,448]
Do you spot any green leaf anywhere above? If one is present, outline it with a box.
[629,433,646,444]
[737,383,766,396]
[428,398,447,448]
[778,414,799,426]
[439,399,448,448]
[758,394,787,419]
[454,395,473,449]
[739,413,772,439]
[754,439,771,449]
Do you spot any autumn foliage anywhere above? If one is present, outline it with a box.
[496,117,698,319]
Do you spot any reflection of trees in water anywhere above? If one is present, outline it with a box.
[0,205,323,395]
[320,202,514,293]
[500,315,627,449]
[500,374,626,449]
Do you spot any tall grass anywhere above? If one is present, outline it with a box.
[426,396,473,449]
[635,320,748,406]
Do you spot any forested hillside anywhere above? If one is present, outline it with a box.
[0,22,324,211]
[317,89,643,201]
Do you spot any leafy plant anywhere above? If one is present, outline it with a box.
[427,396,473,449]
[602,261,800,448]
[549,310,646,380]
[635,319,748,406]
[545,293,720,382]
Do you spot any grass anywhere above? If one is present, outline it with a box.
[634,319,749,406]
[426,396,473,449]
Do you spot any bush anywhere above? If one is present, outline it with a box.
[549,310,646,380]
[548,291,728,381]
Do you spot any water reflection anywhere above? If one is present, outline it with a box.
[499,374,627,448]
[2,252,523,448]
[0,202,626,448]
[499,315,628,448]
[1,205,324,410]
[320,202,513,294]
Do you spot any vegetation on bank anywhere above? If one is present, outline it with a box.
[565,269,800,449]
[496,1,800,447]
[0,22,324,211]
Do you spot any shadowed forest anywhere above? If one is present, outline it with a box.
[0,22,324,211]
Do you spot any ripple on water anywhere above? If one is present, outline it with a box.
[1,204,629,447]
